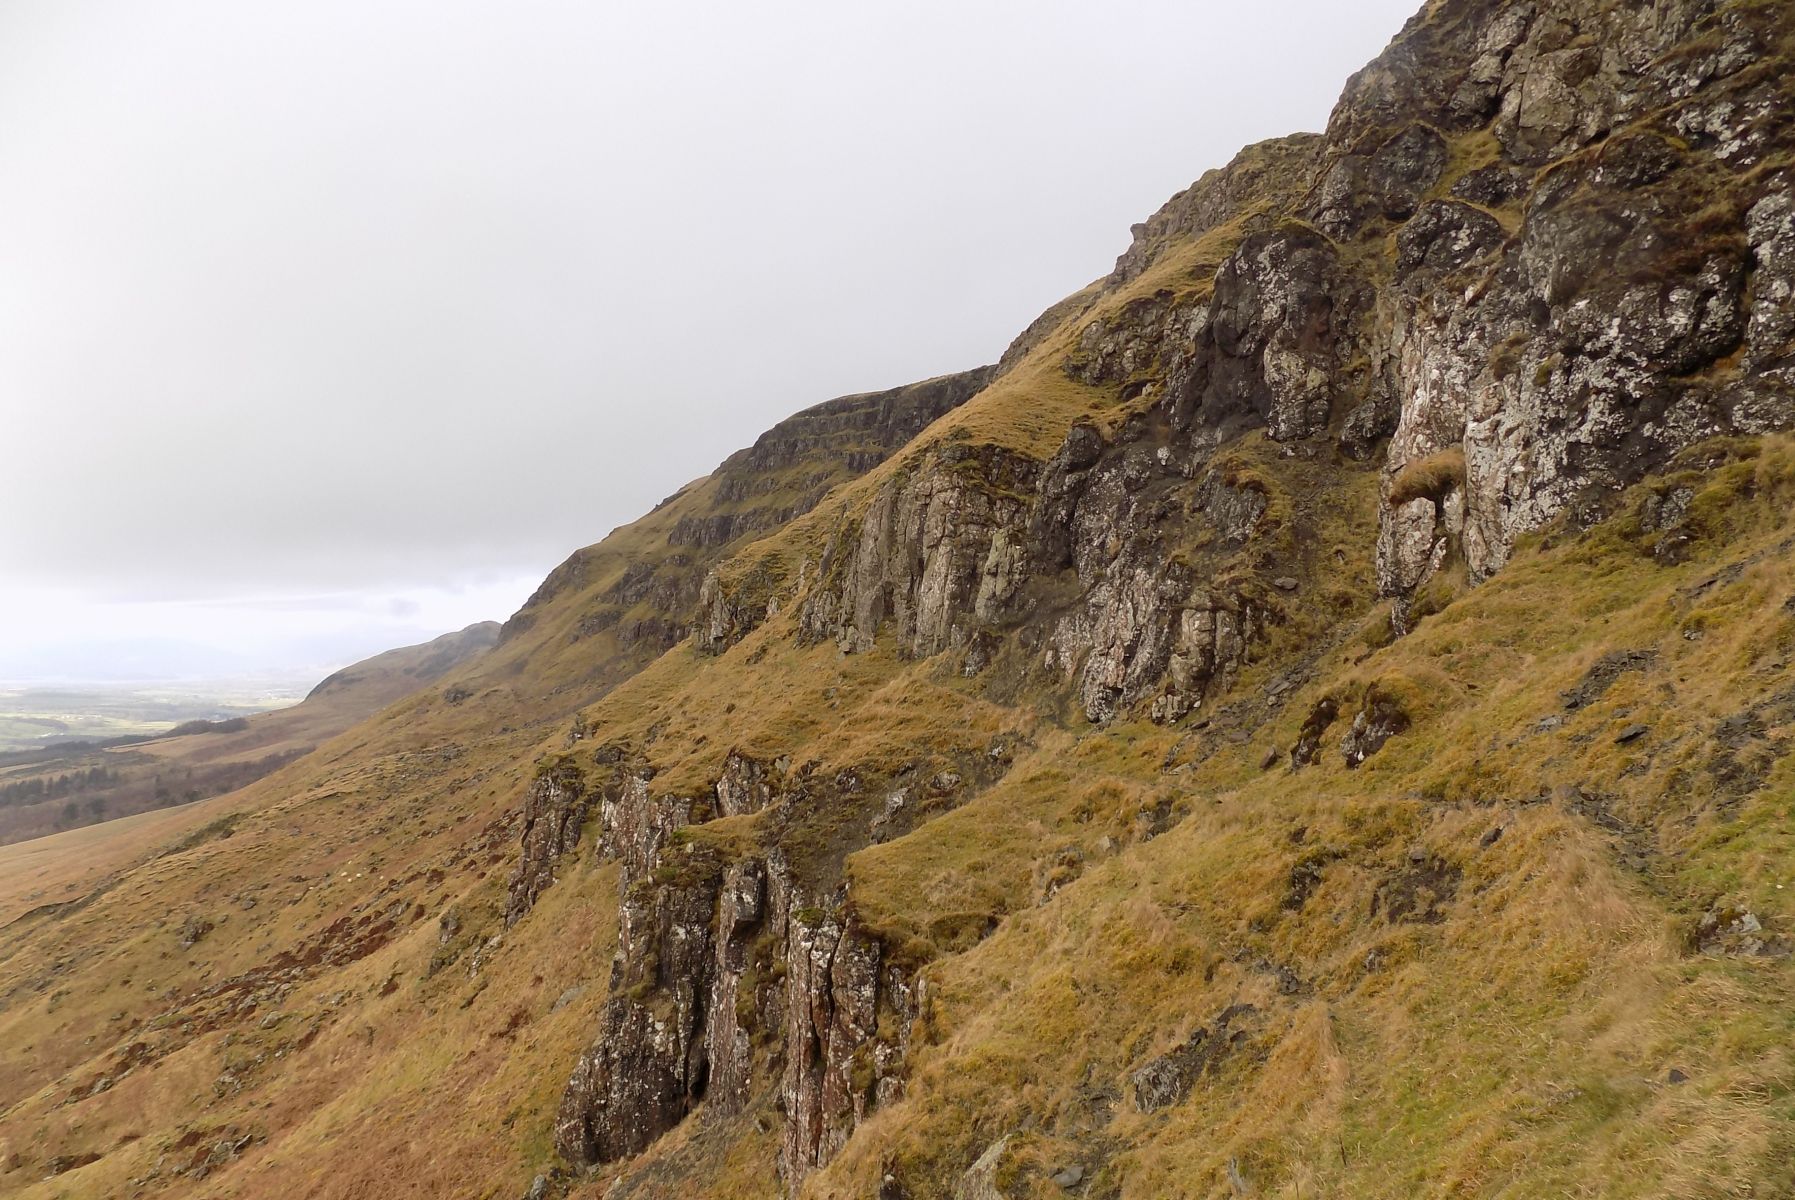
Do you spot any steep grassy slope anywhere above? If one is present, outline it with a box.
[0,372,994,1198]
[3,0,1794,1198]
[817,442,1795,1199]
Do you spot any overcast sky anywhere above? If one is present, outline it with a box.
[0,0,1416,684]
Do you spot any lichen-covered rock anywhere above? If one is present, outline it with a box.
[554,762,722,1165]
[546,1,1795,1191]
[715,751,775,818]
[702,858,770,1114]
[952,1136,1016,1200]
[1394,200,1505,284]
[554,856,719,1164]
[801,445,1039,656]
[1341,691,1412,767]
[1186,225,1358,443]
[1068,290,1204,390]
[553,754,915,1188]
[598,775,692,876]
[1130,1003,1258,1113]
[1309,122,1449,236]
[505,761,590,926]
[1746,189,1795,379]
[1359,0,1795,613]
[513,366,994,666]
[1108,135,1322,285]
[780,905,883,1180]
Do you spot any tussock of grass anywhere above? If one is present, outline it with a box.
[1386,445,1466,507]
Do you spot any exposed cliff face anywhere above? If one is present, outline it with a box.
[547,751,928,1190]
[527,1,1795,1194]
[709,0,1794,673]
[798,444,1041,658]
[496,367,994,693]
[504,759,591,927]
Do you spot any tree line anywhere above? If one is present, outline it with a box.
[0,765,121,808]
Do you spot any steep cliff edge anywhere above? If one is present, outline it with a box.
[543,0,1795,1193]
[496,368,995,694]
[2,2,1793,1199]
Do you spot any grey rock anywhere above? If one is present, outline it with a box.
[955,1136,1014,1200]
[1450,165,1528,206]
[505,761,591,926]
[178,916,213,949]
[1310,123,1449,236]
[1342,693,1410,767]
[535,4,1795,1189]
[1395,201,1505,282]
[1131,1004,1257,1112]
[1694,906,1785,957]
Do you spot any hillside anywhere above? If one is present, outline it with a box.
[2,0,1794,1198]
[0,623,499,847]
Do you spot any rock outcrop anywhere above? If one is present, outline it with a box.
[549,755,917,1189]
[717,0,1793,669]
[504,367,995,682]
[527,0,1795,1192]
[504,759,590,926]
[12,5,1795,1199]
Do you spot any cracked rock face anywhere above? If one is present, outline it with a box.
[741,0,1793,709]
[554,770,712,1165]
[550,756,914,1189]
[504,765,590,926]
[529,0,1795,1192]
[779,907,892,1181]
[1186,225,1362,444]
[801,444,1040,657]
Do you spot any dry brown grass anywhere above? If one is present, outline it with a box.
[1386,445,1466,507]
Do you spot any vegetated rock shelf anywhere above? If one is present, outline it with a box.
[3,0,1794,1198]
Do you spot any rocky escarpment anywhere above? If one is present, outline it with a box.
[499,368,994,678]
[504,758,592,926]
[1338,0,1795,625]
[10,5,1795,1199]
[706,0,1795,687]
[521,0,1795,1193]
[756,213,1371,727]
[545,751,939,1188]
[667,370,1000,553]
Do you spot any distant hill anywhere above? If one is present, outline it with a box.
[0,622,499,844]
[139,620,502,769]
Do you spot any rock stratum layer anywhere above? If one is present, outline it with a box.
[3,2,1795,1199]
